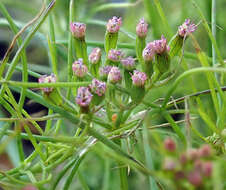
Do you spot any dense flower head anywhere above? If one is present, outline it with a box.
[164,138,176,152]
[70,22,86,38]
[38,74,56,93]
[89,79,106,96]
[72,58,88,78]
[120,56,136,70]
[136,18,148,37]
[89,48,101,64]
[106,16,122,33]
[108,66,122,83]
[153,35,169,54]
[131,70,147,87]
[99,66,112,78]
[76,87,93,107]
[108,49,123,62]
[199,144,212,157]
[142,42,155,61]
[178,19,197,37]
[187,170,202,187]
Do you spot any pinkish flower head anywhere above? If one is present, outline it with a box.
[164,138,176,152]
[131,70,147,87]
[163,158,176,171]
[76,87,93,107]
[142,42,155,61]
[38,74,56,93]
[187,148,200,161]
[187,171,202,187]
[72,58,88,78]
[179,153,187,165]
[202,161,213,177]
[136,18,148,38]
[99,66,113,79]
[121,56,136,70]
[89,48,102,64]
[199,144,212,157]
[108,66,122,83]
[108,49,123,62]
[70,22,86,38]
[89,79,106,96]
[106,16,122,33]
[153,35,169,54]
[178,19,197,37]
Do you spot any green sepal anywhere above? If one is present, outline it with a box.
[124,70,132,89]
[143,60,153,78]
[155,52,170,75]
[43,88,62,106]
[104,32,118,55]
[90,61,100,77]
[136,36,146,67]
[74,37,88,65]
[130,86,145,103]
[92,94,104,106]
[169,35,184,58]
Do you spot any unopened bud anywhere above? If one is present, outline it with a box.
[70,22,86,39]
[72,58,88,78]
[108,67,121,83]
[187,149,200,161]
[121,57,136,71]
[187,170,202,187]
[153,35,169,54]
[136,18,148,38]
[131,70,147,87]
[108,49,123,63]
[89,79,106,97]
[164,138,176,152]
[99,66,112,79]
[38,74,56,93]
[106,16,122,33]
[142,42,155,61]
[199,144,212,158]
[202,161,213,177]
[89,48,101,64]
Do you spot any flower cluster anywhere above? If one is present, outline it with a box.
[76,87,93,107]
[108,49,123,62]
[99,66,112,79]
[121,57,136,71]
[38,74,56,93]
[89,79,106,97]
[70,22,86,39]
[106,16,122,33]
[89,48,101,64]
[72,58,88,78]
[162,138,214,188]
[108,66,121,83]
[178,19,197,37]
[131,70,147,87]
[136,18,148,38]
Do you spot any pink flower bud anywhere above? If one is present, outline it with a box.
[199,144,212,158]
[187,148,200,161]
[99,66,112,79]
[136,18,148,38]
[38,74,56,93]
[194,160,203,171]
[76,87,93,107]
[153,35,169,54]
[70,22,86,39]
[106,16,122,33]
[202,161,213,177]
[164,138,176,152]
[163,158,176,171]
[121,56,136,70]
[72,58,88,78]
[108,49,123,62]
[89,48,101,64]
[108,66,121,83]
[187,170,202,187]
[142,42,155,61]
[131,70,147,87]
[179,153,187,165]
[178,19,197,37]
[89,79,106,96]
